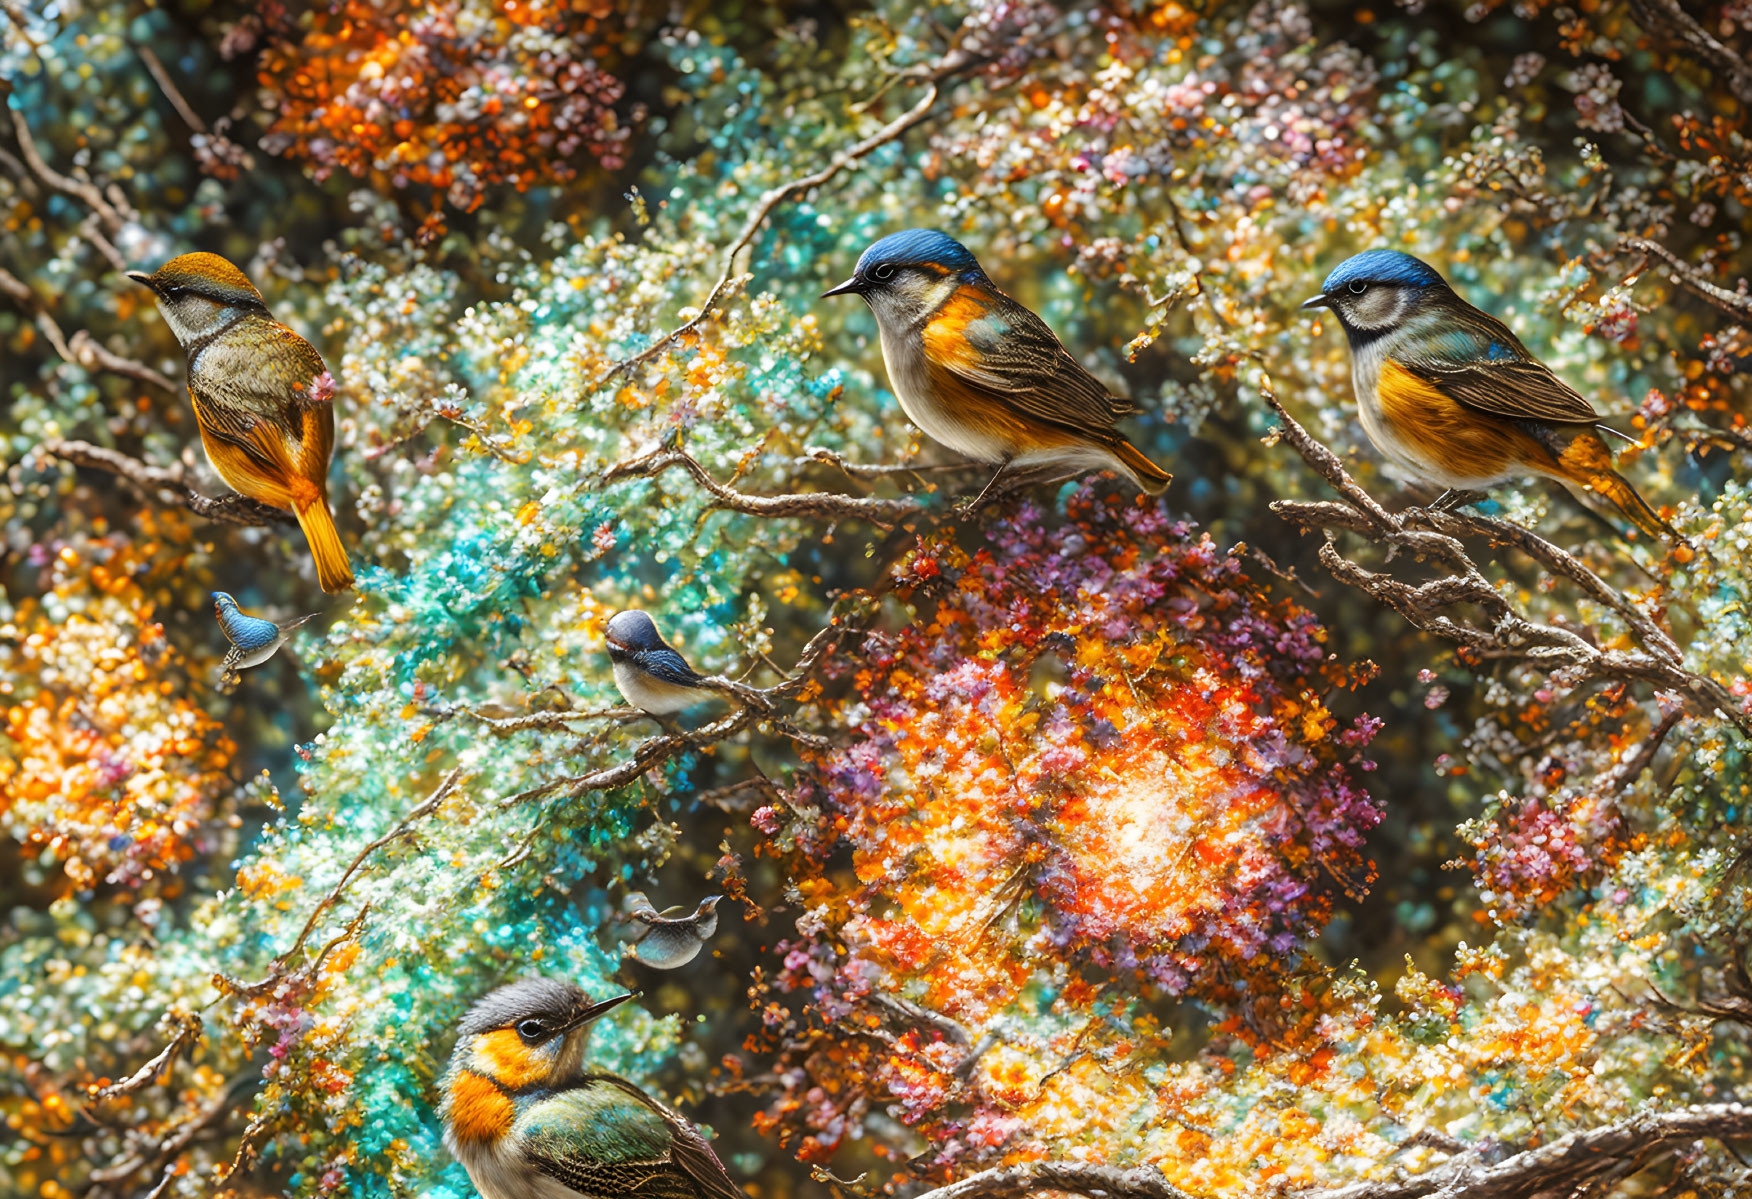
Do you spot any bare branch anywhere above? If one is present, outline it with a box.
[1622,237,1752,321]
[217,770,462,997]
[907,1163,1196,1199]
[1626,0,1752,105]
[134,43,208,134]
[86,1013,203,1102]
[39,439,294,527]
[0,268,176,393]
[1295,1101,1752,1199]
[1258,385,1747,736]
[604,444,930,529]
[4,96,132,232]
[589,48,983,392]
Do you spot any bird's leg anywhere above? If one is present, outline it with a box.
[959,459,1013,514]
[216,649,243,694]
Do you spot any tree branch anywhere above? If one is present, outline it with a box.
[0,267,177,393]
[604,444,930,528]
[1626,0,1752,105]
[217,770,462,997]
[38,439,295,527]
[1621,237,1752,321]
[1296,1101,1752,1199]
[1258,384,1747,736]
[906,1163,1195,1199]
[589,47,983,392]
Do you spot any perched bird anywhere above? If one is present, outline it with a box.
[130,253,356,591]
[212,591,317,680]
[822,229,1170,504]
[604,610,708,717]
[441,979,746,1199]
[1303,249,1679,541]
[625,894,721,970]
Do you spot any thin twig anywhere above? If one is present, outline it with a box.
[39,439,294,527]
[86,1014,203,1102]
[604,444,930,529]
[0,268,176,393]
[4,98,132,232]
[1625,0,1752,104]
[1621,237,1752,321]
[907,1162,1196,1199]
[589,48,982,392]
[217,770,463,996]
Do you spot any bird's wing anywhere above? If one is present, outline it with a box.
[189,322,333,466]
[1394,307,1602,426]
[635,647,704,687]
[595,1077,747,1199]
[216,607,283,652]
[921,290,1135,435]
[520,1078,744,1199]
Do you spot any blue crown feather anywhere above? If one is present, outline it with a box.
[857,229,983,275]
[1321,249,1446,293]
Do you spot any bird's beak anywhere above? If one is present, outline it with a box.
[820,277,862,299]
[1300,294,1331,310]
[557,991,636,1034]
[127,271,157,291]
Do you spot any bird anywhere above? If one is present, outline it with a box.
[822,229,1170,505]
[129,252,356,591]
[604,610,709,718]
[624,894,721,970]
[1302,249,1679,542]
[440,979,747,1199]
[211,591,317,681]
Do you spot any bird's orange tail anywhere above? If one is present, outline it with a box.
[1578,468,1681,543]
[293,487,355,593]
[1557,432,1680,543]
[1109,437,1173,496]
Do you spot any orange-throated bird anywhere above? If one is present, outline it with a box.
[130,253,355,591]
[822,229,1170,506]
[1302,249,1679,542]
[440,980,747,1199]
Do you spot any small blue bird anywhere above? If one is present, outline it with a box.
[212,591,317,680]
[604,610,707,717]
[1303,249,1678,541]
[823,229,1170,505]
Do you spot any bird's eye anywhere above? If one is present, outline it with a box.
[516,1019,547,1043]
[1347,281,1368,295]
[869,263,896,281]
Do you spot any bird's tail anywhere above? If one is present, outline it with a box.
[1557,433,1680,543]
[291,478,355,592]
[1108,437,1173,495]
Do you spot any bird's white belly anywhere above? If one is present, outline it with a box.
[877,326,1012,464]
[613,661,699,715]
[452,1135,584,1199]
[1349,340,1515,490]
[229,638,286,671]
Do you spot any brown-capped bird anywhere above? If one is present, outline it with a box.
[130,253,354,592]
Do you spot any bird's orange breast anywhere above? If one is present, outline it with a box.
[920,286,995,370]
[1375,358,1554,480]
[446,1071,514,1146]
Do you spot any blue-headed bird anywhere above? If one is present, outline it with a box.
[823,229,1170,505]
[1303,249,1679,541]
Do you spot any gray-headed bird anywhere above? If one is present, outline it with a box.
[440,980,745,1199]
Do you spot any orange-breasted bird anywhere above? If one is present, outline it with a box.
[130,253,355,591]
[440,980,746,1199]
[822,229,1171,505]
[1302,249,1679,542]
